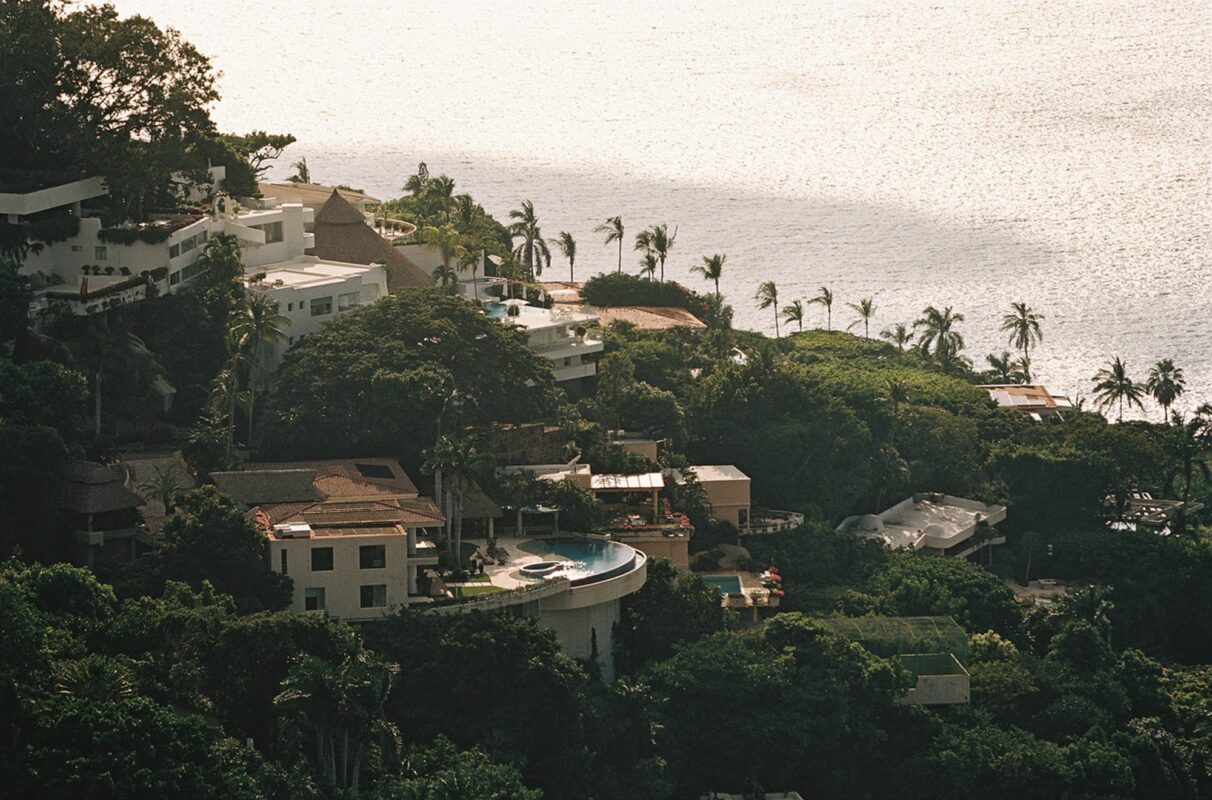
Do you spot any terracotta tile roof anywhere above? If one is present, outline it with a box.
[585,305,706,330]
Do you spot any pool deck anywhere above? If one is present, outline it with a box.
[472,535,625,590]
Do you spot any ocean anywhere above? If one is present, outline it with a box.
[107,0,1211,416]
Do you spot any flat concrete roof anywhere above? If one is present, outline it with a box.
[249,257,380,290]
[0,175,107,216]
[837,494,1006,551]
[684,465,750,484]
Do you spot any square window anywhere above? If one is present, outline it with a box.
[360,584,387,608]
[360,545,386,569]
[70,245,82,253]
[169,243,180,258]
[311,547,334,571]
[286,302,293,312]
[304,587,326,611]
[310,296,332,316]
[338,291,360,312]
[94,246,107,260]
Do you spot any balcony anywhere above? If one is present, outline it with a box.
[552,361,596,382]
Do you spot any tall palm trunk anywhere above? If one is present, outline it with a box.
[714,278,720,300]
[773,309,780,338]
[94,371,102,437]
[616,240,622,273]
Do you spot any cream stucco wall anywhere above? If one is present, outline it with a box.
[268,530,414,622]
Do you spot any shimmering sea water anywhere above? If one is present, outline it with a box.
[109,0,1212,416]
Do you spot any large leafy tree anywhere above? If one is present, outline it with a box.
[260,290,554,471]
[642,614,907,797]
[159,486,293,613]
[1,1,220,217]
[615,558,724,675]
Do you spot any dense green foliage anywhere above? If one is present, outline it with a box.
[260,290,555,472]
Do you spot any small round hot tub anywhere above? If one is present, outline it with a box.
[520,560,563,577]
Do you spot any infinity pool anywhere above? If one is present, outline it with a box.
[702,576,742,595]
[518,537,638,586]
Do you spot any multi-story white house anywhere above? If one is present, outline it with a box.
[245,257,387,368]
[488,299,603,382]
[5,169,321,318]
[211,459,444,622]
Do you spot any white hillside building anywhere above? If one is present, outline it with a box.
[245,257,387,368]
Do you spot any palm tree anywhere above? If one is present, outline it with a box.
[454,194,480,226]
[232,292,290,443]
[1092,356,1146,422]
[634,224,677,282]
[457,249,481,300]
[880,323,913,351]
[432,263,458,290]
[426,174,456,221]
[1163,413,1210,534]
[1000,301,1044,365]
[420,223,465,274]
[638,252,658,280]
[403,162,429,196]
[288,156,311,183]
[55,655,135,702]
[594,216,625,273]
[507,200,551,280]
[1011,355,1032,385]
[275,648,400,794]
[809,286,834,331]
[885,377,910,419]
[986,351,1015,383]
[781,299,805,332]
[424,434,488,563]
[550,231,577,282]
[913,305,966,367]
[755,281,780,338]
[692,253,726,300]
[139,464,181,514]
[1145,359,1186,422]
[846,297,877,338]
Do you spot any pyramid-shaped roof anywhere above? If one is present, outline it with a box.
[311,190,434,291]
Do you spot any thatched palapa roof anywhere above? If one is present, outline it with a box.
[310,191,432,292]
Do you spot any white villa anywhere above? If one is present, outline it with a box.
[489,299,603,382]
[5,168,322,318]
[836,493,1007,558]
[245,257,387,368]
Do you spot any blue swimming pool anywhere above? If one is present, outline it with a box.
[519,537,638,586]
[702,576,742,595]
